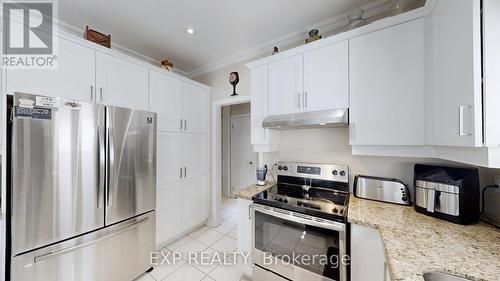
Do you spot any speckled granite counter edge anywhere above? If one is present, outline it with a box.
[348,195,500,281]
[234,182,276,200]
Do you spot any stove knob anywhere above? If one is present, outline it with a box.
[332,170,338,176]
[283,166,288,171]
[277,198,283,202]
[339,170,346,177]
[278,166,283,171]
[332,207,338,213]
[283,199,288,204]
[297,201,303,206]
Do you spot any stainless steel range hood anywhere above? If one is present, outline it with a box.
[262,109,349,130]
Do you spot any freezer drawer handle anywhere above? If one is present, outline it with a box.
[33,217,149,264]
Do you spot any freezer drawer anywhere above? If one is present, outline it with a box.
[106,106,156,225]
[11,211,155,281]
[11,93,105,255]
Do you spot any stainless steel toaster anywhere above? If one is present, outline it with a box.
[353,175,411,205]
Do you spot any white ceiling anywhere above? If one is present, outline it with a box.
[59,0,375,75]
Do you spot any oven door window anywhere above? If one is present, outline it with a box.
[254,210,341,280]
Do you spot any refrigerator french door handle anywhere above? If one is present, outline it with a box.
[97,123,105,209]
[106,119,115,207]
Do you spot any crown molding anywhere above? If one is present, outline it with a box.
[58,21,189,76]
[187,0,393,78]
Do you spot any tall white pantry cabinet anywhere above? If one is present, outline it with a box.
[4,32,210,250]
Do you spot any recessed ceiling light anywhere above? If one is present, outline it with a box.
[185,27,195,35]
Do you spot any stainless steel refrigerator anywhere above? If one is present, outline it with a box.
[7,92,156,281]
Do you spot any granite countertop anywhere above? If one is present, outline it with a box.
[234,182,276,200]
[348,195,500,281]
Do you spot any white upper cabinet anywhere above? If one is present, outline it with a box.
[350,19,425,146]
[182,82,209,134]
[96,52,149,110]
[6,38,95,102]
[303,41,349,112]
[250,65,280,151]
[149,70,183,132]
[268,54,303,116]
[425,0,482,147]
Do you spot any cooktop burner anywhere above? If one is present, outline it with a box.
[252,162,350,221]
[253,183,349,220]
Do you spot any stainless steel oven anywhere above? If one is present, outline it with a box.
[252,203,348,281]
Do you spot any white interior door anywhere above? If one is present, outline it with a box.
[230,115,257,196]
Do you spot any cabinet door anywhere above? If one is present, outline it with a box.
[268,55,303,116]
[156,132,183,247]
[303,41,349,112]
[250,65,280,151]
[182,176,208,231]
[96,52,149,110]
[149,70,183,132]
[350,19,424,146]
[182,82,208,133]
[351,224,386,281]
[6,38,95,102]
[182,133,208,179]
[425,0,482,147]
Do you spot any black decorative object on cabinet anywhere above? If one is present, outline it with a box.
[229,72,239,96]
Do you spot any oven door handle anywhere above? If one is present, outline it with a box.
[251,204,346,232]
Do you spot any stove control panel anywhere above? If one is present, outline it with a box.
[276,162,349,183]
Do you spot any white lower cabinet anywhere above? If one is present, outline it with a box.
[237,198,253,277]
[182,176,209,232]
[156,184,182,248]
[351,224,388,281]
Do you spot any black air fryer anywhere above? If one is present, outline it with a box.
[414,164,479,225]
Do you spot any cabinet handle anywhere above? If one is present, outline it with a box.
[459,105,472,136]
[90,86,94,101]
[99,87,103,102]
[184,167,187,178]
[248,205,252,220]
[180,167,183,178]
[184,120,187,131]
[297,93,301,108]
[304,92,308,108]
[180,119,183,130]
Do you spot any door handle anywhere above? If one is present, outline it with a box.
[33,217,149,264]
[180,119,183,130]
[184,167,187,178]
[247,161,253,165]
[459,105,472,136]
[184,119,187,131]
[180,167,183,178]
[107,125,115,207]
[97,122,105,209]
[99,87,103,102]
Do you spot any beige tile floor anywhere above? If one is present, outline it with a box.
[135,198,250,281]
